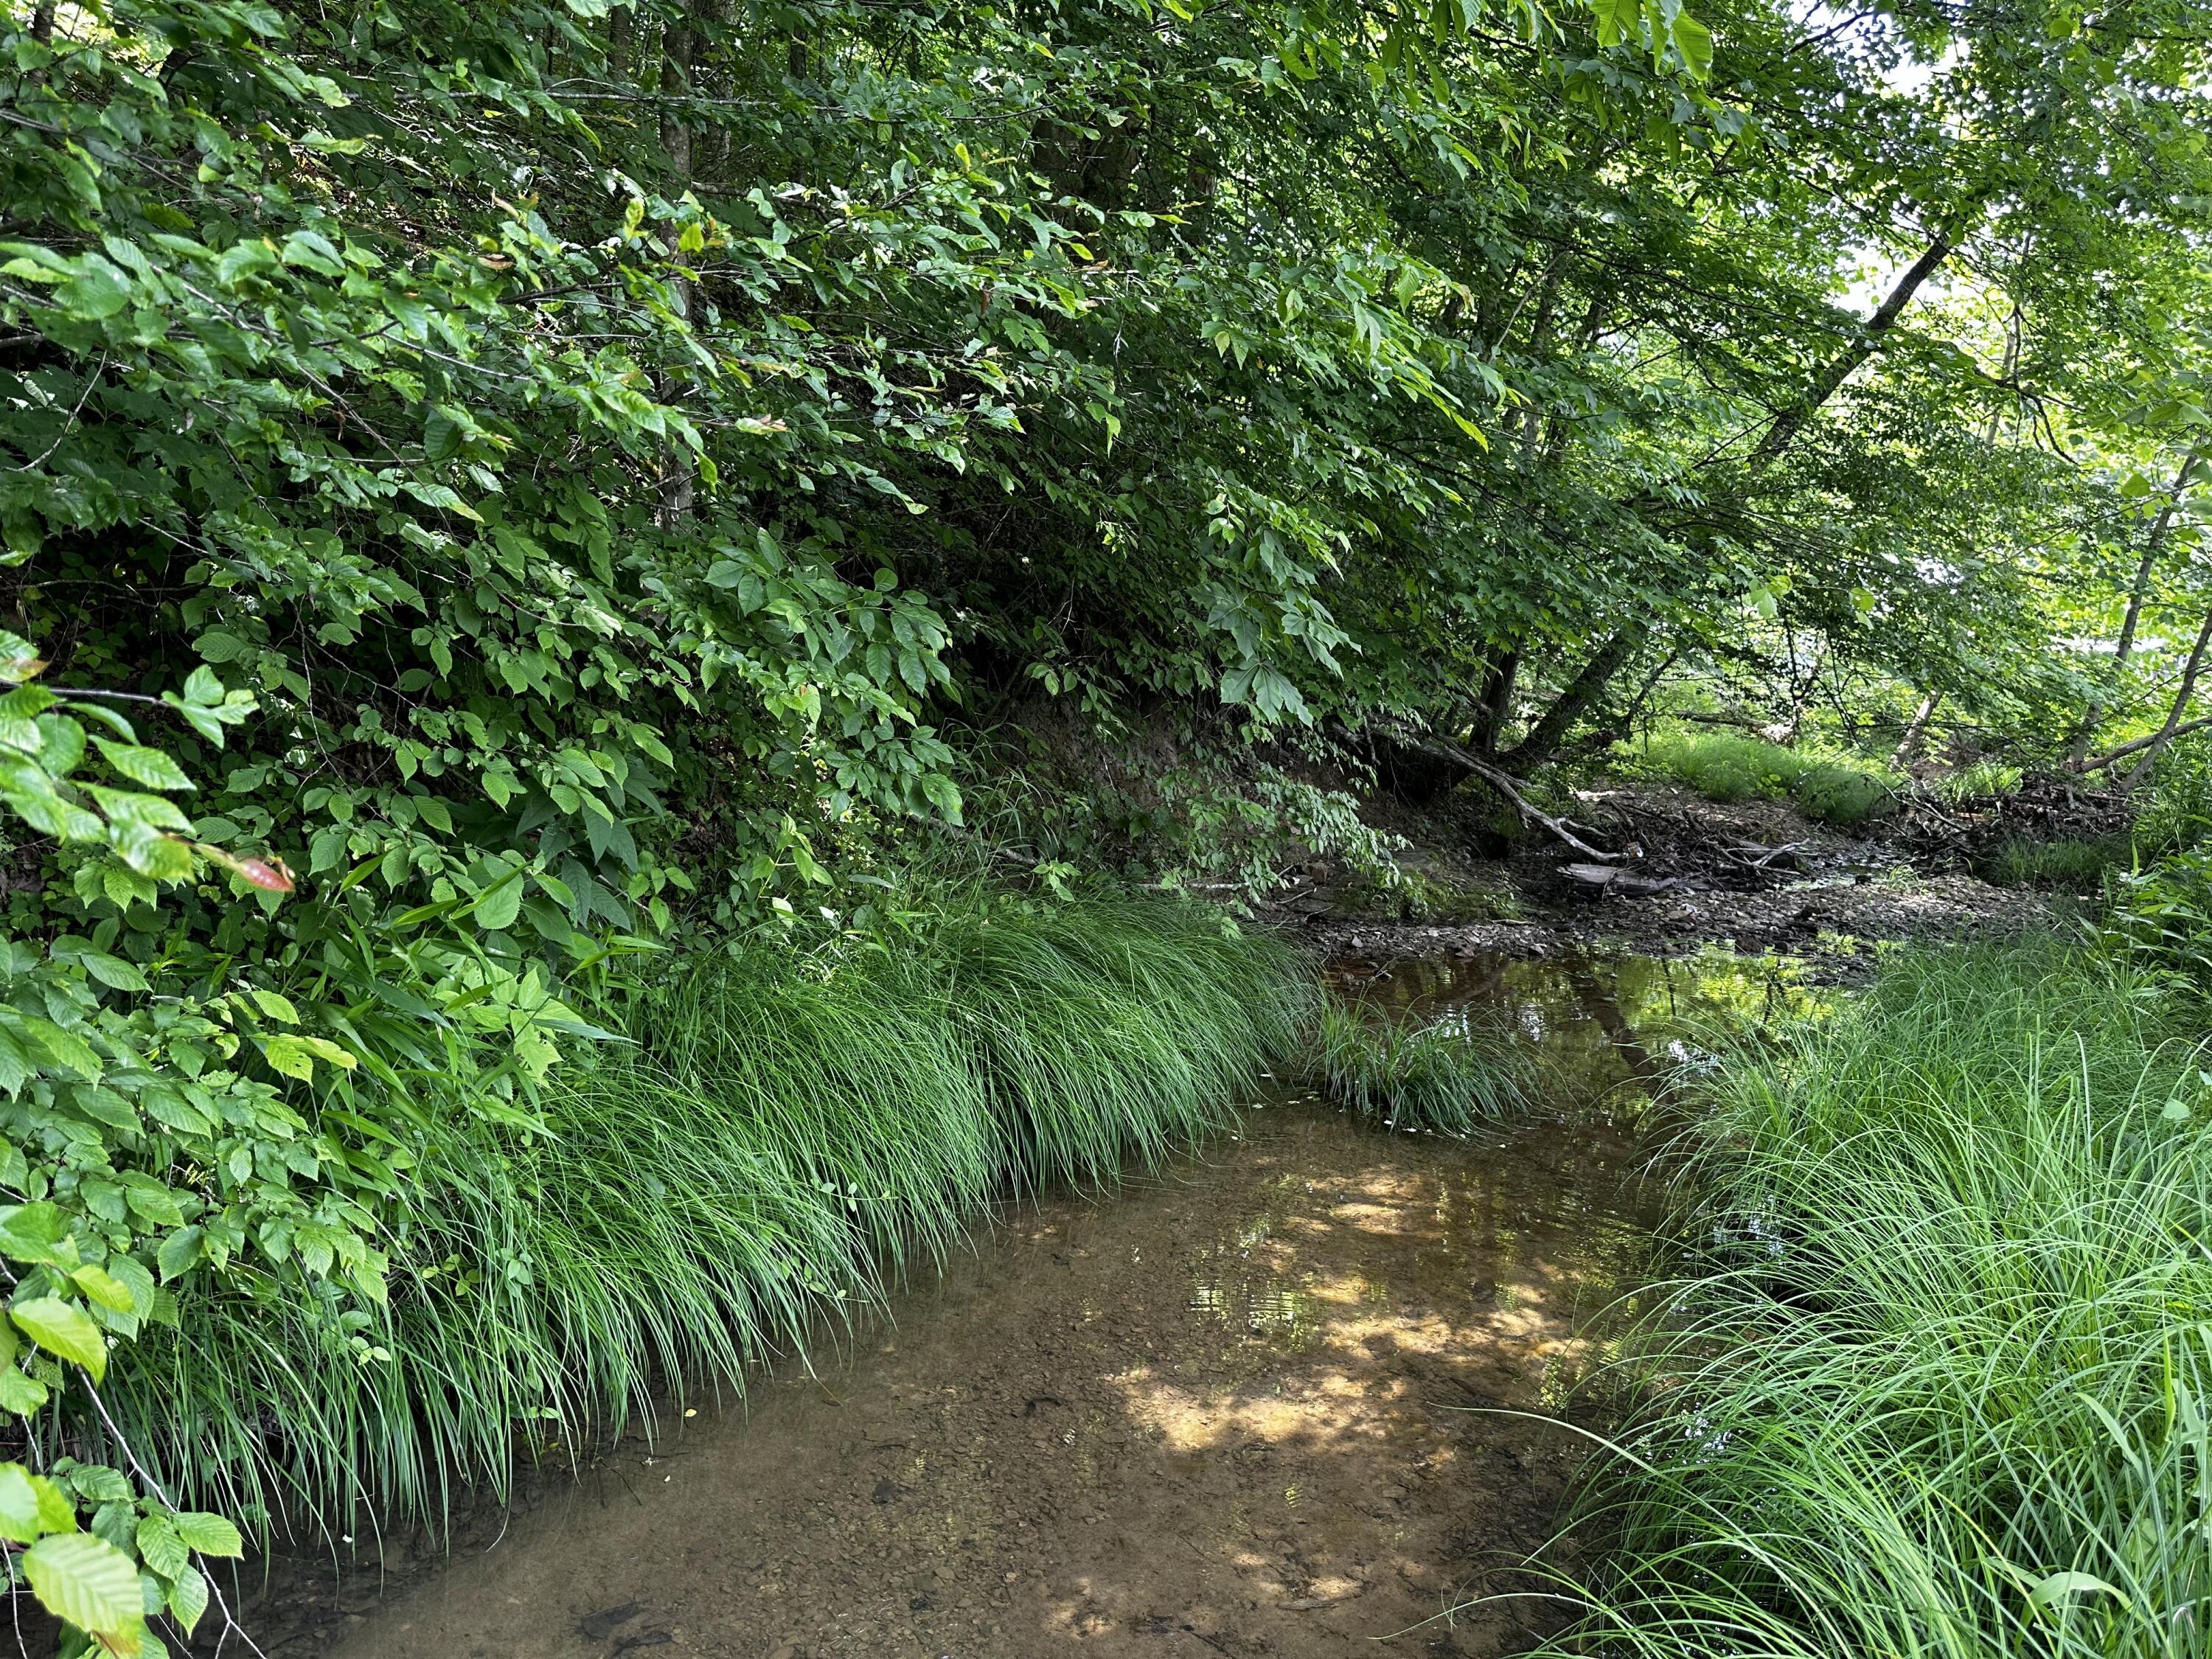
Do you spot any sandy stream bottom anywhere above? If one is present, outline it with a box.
[317,1105,1653,1659]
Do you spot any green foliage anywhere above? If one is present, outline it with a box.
[1311,1000,1532,1133]
[1632,731,1896,827]
[1545,942,2212,1659]
[2097,849,2212,989]
[2135,731,2212,855]
[98,894,1306,1536]
[1929,759,2023,804]
[1987,833,2138,889]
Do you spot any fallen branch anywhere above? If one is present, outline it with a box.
[1396,730,1622,862]
[2077,712,2212,774]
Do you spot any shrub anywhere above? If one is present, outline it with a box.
[2098,847,2212,988]
[1540,942,2212,1659]
[2135,730,2212,855]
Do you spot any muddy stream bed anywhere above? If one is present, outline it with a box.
[239,952,1797,1659]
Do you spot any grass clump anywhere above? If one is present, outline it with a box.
[1543,940,2212,1659]
[107,894,1310,1537]
[1930,757,2023,803]
[1986,832,2137,888]
[1312,999,1532,1132]
[1635,730,1896,827]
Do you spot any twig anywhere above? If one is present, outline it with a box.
[74,1375,268,1658]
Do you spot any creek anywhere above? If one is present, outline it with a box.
[265,951,1794,1659]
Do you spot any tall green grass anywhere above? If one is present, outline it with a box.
[1985,832,2138,888]
[1312,1000,1533,1132]
[105,895,1310,1538]
[1541,942,2212,1658]
[1636,730,1897,828]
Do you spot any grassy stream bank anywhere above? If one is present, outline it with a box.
[104,897,1311,1543]
[1548,942,2212,1658]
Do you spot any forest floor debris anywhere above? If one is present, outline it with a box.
[1281,782,2056,967]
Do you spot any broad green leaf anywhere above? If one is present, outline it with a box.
[91,740,192,791]
[170,1512,243,1557]
[11,1297,107,1380]
[24,1532,144,1646]
[0,1461,42,1543]
[69,1265,135,1315]
[260,1034,318,1082]
[167,1564,209,1635]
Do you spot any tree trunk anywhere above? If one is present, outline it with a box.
[1503,627,1641,771]
[2123,605,2212,789]
[1470,647,1520,754]
[2067,443,2205,767]
[1748,232,1954,469]
[1891,691,1940,771]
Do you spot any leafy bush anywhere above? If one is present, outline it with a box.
[1312,1001,1532,1132]
[2135,731,2212,855]
[2098,848,2212,989]
[1543,943,2212,1659]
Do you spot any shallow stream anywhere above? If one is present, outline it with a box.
[268,952,1789,1659]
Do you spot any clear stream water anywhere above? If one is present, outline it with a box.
[237,950,1795,1659]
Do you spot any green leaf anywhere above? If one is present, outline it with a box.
[260,1034,318,1082]
[91,740,192,791]
[0,1461,43,1543]
[68,1266,134,1315]
[24,1531,144,1642]
[156,1228,204,1282]
[167,1565,209,1635]
[2028,1569,2126,1609]
[0,1369,49,1413]
[10,1297,107,1380]
[135,1516,187,1579]
[78,951,149,993]
[57,263,131,320]
[0,1203,69,1265]
[472,871,525,931]
[170,1512,243,1557]
[1669,10,1714,77]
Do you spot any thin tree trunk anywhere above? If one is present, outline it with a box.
[2123,606,2212,789]
[2067,442,2205,767]
[1503,628,1641,770]
[2082,713,2212,774]
[1891,691,1940,771]
[1470,647,1520,755]
[1748,232,1954,468]
[1451,229,1961,775]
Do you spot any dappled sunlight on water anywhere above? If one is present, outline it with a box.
[305,949,1777,1659]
